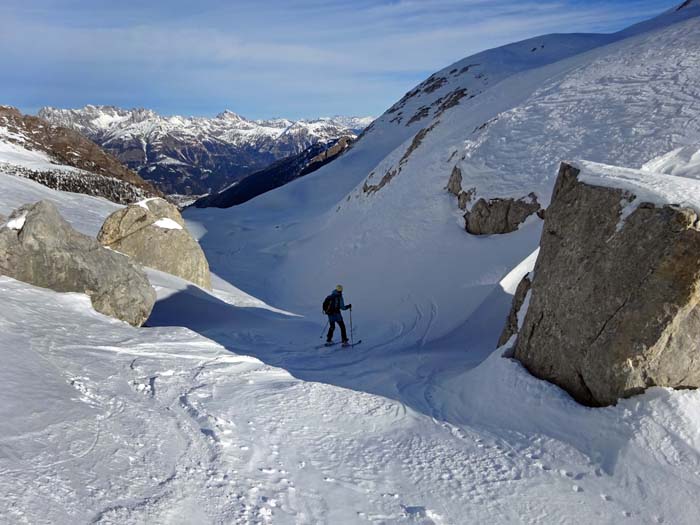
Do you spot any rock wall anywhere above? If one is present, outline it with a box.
[514,162,700,406]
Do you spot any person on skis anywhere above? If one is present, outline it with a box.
[323,285,352,346]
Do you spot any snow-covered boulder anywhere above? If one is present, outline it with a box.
[514,161,700,406]
[0,200,155,326]
[98,198,212,289]
[465,194,541,235]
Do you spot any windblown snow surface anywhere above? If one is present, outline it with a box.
[3,4,700,525]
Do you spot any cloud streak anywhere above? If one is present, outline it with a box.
[0,0,682,118]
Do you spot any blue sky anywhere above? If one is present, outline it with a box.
[0,0,683,119]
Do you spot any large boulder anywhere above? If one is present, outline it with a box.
[514,161,700,406]
[98,198,212,289]
[465,193,541,234]
[0,201,155,326]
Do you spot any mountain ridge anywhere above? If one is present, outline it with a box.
[0,106,160,203]
[38,105,374,195]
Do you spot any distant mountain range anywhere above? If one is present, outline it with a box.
[39,105,374,195]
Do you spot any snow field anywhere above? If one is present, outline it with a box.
[3,4,700,524]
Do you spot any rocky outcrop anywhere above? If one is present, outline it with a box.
[465,193,541,234]
[0,106,160,203]
[513,162,700,406]
[446,166,476,210]
[364,123,438,195]
[98,198,212,289]
[0,163,153,205]
[498,275,532,347]
[0,201,155,326]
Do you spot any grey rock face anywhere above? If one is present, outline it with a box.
[447,166,463,195]
[498,275,532,347]
[446,166,476,210]
[465,193,541,235]
[98,198,212,290]
[0,201,155,326]
[514,162,700,406]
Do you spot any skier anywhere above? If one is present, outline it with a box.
[323,285,352,346]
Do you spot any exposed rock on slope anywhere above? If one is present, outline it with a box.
[195,136,353,209]
[465,194,541,235]
[514,161,700,406]
[39,105,373,195]
[98,198,211,289]
[0,201,155,326]
[0,106,160,203]
[446,166,475,210]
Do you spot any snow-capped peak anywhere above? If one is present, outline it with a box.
[37,105,375,194]
[216,109,246,122]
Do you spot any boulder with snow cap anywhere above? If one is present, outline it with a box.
[98,198,212,289]
[514,161,700,406]
[0,200,155,326]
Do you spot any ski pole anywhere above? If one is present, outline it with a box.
[320,319,329,339]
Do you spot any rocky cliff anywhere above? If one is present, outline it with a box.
[513,161,700,406]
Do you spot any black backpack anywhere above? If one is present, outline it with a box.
[322,294,339,315]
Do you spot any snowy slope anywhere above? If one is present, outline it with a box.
[4,154,700,524]
[4,3,700,524]
[184,4,700,345]
[38,106,374,195]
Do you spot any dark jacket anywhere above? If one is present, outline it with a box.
[327,289,349,321]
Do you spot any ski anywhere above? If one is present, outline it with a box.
[316,342,341,349]
[315,340,362,350]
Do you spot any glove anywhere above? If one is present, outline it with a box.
[347,304,352,310]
